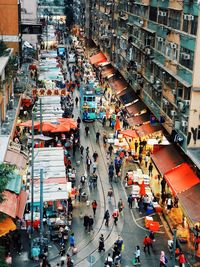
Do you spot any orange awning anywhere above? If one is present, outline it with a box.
[40,122,56,132]
[101,66,115,78]
[151,145,184,176]
[164,163,200,195]
[57,118,77,128]
[136,123,162,137]
[0,190,28,219]
[18,120,40,128]
[126,101,147,116]
[0,217,16,237]
[109,79,128,94]
[51,123,71,133]
[90,52,107,65]
[127,113,150,126]
[4,149,28,170]
[120,129,138,139]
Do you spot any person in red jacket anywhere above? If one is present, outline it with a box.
[143,235,151,255]
[92,200,97,216]
[179,252,186,267]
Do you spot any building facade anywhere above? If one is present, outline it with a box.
[86,0,200,160]
[0,0,19,53]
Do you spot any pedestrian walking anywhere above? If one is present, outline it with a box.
[96,131,100,143]
[88,215,94,233]
[77,116,81,125]
[92,200,97,216]
[92,161,97,173]
[69,233,75,249]
[75,96,79,106]
[112,242,120,260]
[144,154,149,168]
[80,174,86,187]
[115,235,124,252]
[86,146,89,157]
[104,210,110,227]
[85,125,89,136]
[40,256,50,267]
[149,230,155,247]
[105,253,113,267]
[112,209,119,225]
[160,251,167,266]
[93,151,98,162]
[66,254,73,267]
[98,234,105,252]
[143,235,151,255]
[107,188,113,202]
[92,172,98,189]
[179,252,186,267]
[134,140,138,152]
[108,144,113,157]
[86,157,91,172]
[148,162,153,177]
[128,194,133,208]
[118,199,124,214]
[134,245,141,263]
[80,145,84,159]
[83,214,89,231]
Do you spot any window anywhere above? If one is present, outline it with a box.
[168,10,181,30]
[155,37,165,54]
[179,47,194,70]
[158,9,168,25]
[149,6,157,22]
[183,15,198,35]
[197,125,200,140]
[191,16,198,35]
[165,42,178,61]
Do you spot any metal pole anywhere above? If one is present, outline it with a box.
[172,229,177,267]
[31,111,35,235]
[40,98,42,134]
[40,168,44,234]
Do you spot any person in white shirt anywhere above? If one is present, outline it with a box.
[105,253,113,267]
[135,245,141,263]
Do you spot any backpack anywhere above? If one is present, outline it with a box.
[165,256,168,264]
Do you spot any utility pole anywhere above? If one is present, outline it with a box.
[172,229,177,267]
[39,98,42,134]
[31,109,35,236]
[40,168,44,235]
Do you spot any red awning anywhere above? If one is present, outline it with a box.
[109,79,128,94]
[101,66,115,78]
[127,113,150,126]
[126,101,147,116]
[164,163,200,195]
[136,123,162,137]
[4,149,28,170]
[178,183,200,223]
[151,145,184,176]
[0,217,16,237]
[120,129,138,139]
[90,52,107,65]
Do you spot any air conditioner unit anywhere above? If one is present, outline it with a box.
[157,36,163,42]
[163,99,169,106]
[183,100,190,106]
[181,53,190,60]
[161,11,167,17]
[171,110,176,116]
[170,43,177,49]
[182,120,188,127]
[183,14,188,20]
[172,89,176,95]
[188,14,194,21]
[150,75,154,83]
[137,64,142,72]
[174,120,181,130]
[139,20,144,26]
[158,11,162,16]
[146,48,151,55]
[178,101,184,111]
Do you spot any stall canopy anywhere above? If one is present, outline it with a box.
[151,145,184,176]
[126,100,147,116]
[109,79,128,94]
[101,66,115,78]
[136,122,162,137]
[118,88,138,105]
[120,129,138,139]
[0,217,16,237]
[90,52,107,65]
[0,190,28,219]
[127,112,151,126]
[4,149,28,170]
[178,183,200,223]
[164,163,200,195]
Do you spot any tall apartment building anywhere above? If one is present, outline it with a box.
[86,0,200,168]
[0,0,19,53]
